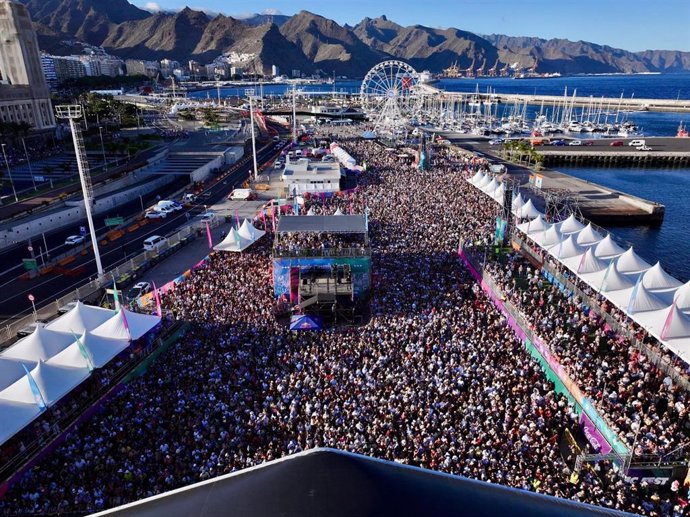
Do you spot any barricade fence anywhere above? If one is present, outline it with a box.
[1,226,195,346]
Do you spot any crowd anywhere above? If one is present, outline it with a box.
[0,139,64,167]
[1,130,688,516]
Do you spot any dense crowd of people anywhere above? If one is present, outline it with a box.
[1,129,689,516]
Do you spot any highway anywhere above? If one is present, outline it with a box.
[0,126,287,323]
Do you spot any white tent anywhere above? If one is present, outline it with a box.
[238,219,266,243]
[551,235,586,261]
[511,192,525,211]
[470,171,485,185]
[76,332,130,369]
[593,235,626,260]
[0,398,43,446]
[47,339,92,370]
[481,178,498,194]
[492,183,506,204]
[576,223,605,247]
[601,260,636,293]
[662,304,690,340]
[1,327,74,363]
[556,214,586,236]
[517,199,543,219]
[215,219,266,253]
[0,357,36,391]
[0,360,90,407]
[517,215,549,235]
[642,262,683,291]
[616,247,652,276]
[577,249,609,275]
[674,281,690,311]
[46,302,115,335]
[91,309,160,342]
[476,175,492,189]
[533,225,562,249]
[334,208,344,216]
[626,282,669,315]
[307,207,316,216]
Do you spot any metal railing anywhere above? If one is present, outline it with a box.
[272,246,371,258]
[0,225,196,346]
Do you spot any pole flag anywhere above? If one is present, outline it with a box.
[205,221,213,249]
[152,281,163,318]
[22,363,46,409]
[113,279,120,310]
[120,308,132,341]
[234,209,240,229]
[70,329,94,371]
[271,203,277,233]
[261,209,267,230]
[661,301,676,340]
[233,229,242,250]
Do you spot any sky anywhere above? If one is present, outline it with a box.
[133,0,690,52]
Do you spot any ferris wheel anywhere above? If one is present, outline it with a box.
[360,60,422,133]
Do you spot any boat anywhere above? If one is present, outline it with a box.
[678,122,689,138]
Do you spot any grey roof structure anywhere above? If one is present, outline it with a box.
[277,215,367,234]
[94,448,637,517]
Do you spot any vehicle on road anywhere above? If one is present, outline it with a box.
[609,140,624,146]
[64,235,86,246]
[229,189,257,201]
[181,193,197,205]
[568,140,582,146]
[583,141,594,146]
[637,145,653,151]
[143,235,168,251]
[127,281,151,300]
[551,139,566,146]
[156,200,183,212]
[200,212,216,223]
[488,138,504,145]
[145,210,167,219]
[629,139,646,147]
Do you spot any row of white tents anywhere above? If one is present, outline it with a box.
[0,302,160,446]
[214,218,266,253]
[466,171,690,361]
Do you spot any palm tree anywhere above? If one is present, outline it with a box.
[42,165,55,189]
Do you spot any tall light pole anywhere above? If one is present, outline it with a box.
[0,144,18,202]
[55,105,104,277]
[21,138,37,191]
[292,85,298,144]
[245,88,259,181]
[98,127,107,172]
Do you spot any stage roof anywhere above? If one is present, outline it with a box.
[94,448,636,517]
[277,215,367,234]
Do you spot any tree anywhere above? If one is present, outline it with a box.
[42,165,55,188]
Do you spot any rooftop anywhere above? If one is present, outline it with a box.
[277,215,367,234]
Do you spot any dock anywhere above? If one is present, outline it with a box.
[420,84,690,113]
[446,135,666,226]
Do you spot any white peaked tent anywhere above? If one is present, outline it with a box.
[0,398,42,446]
[517,215,549,235]
[552,235,586,261]
[334,208,344,215]
[307,207,316,216]
[492,183,506,203]
[601,260,636,293]
[642,262,683,291]
[1,327,74,362]
[662,304,690,340]
[511,192,525,211]
[556,214,586,235]
[46,301,115,335]
[533,225,562,249]
[517,199,543,219]
[616,247,652,275]
[481,178,498,194]
[470,171,484,185]
[0,357,36,391]
[593,235,626,260]
[214,228,253,253]
[0,360,90,407]
[576,223,604,247]
[91,309,160,342]
[76,332,130,369]
[47,339,92,370]
[674,282,690,311]
[577,249,609,275]
[476,174,492,189]
[626,282,669,315]
[238,219,266,243]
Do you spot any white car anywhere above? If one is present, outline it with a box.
[488,139,504,145]
[65,235,86,246]
[568,140,582,146]
[200,212,216,223]
[145,210,167,219]
[636,145,653,151]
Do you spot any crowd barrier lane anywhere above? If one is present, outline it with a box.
[458,244,630,462]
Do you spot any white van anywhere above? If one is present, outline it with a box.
[143,235,168,251]
[156,200,182,212]
[628,139,645,147]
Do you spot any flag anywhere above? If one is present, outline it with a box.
[70,329,93,371]
[261,209,267,230]
[233,229,242,250]
[152,281,162,318]
[113,279,120,310]
[205,221,213,249]
[120,308,132,341]
[271,203,277,233]
[22,363,46,409]
[234,209,240,229]
[661,301,676,340]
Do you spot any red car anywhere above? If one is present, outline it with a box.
[583,141,594,146]
[609,140,624,146]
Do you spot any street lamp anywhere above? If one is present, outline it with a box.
[245,88,259,181]
[21,138,36,191]
[98,127,107,172]
[0,143,19,203]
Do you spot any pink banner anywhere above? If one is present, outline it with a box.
[205,221,213,249]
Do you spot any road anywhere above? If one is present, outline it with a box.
[0,126,286,322]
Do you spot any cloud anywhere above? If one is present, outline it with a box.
[233,8,283,20]
[261,8,283,15]
[143,2,162,11]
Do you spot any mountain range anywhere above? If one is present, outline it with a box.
[17,0,690,77]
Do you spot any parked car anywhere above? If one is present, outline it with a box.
[143,235,167,251]
[145,210,167,219]
[16,320,48,338]
[127,281,151,300]
[181,193,197,205]
[583,140,595,146]
[568,140,582,146]
[551,139,566,146]
[200,212,216,223]
[488,138,504,145]
[64,235,85,246]
[637,145,653,151]
[629,139,646,147]
[609,140,624,146]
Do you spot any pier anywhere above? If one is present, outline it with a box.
[420,84,690,113]
[447,135,666,226]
